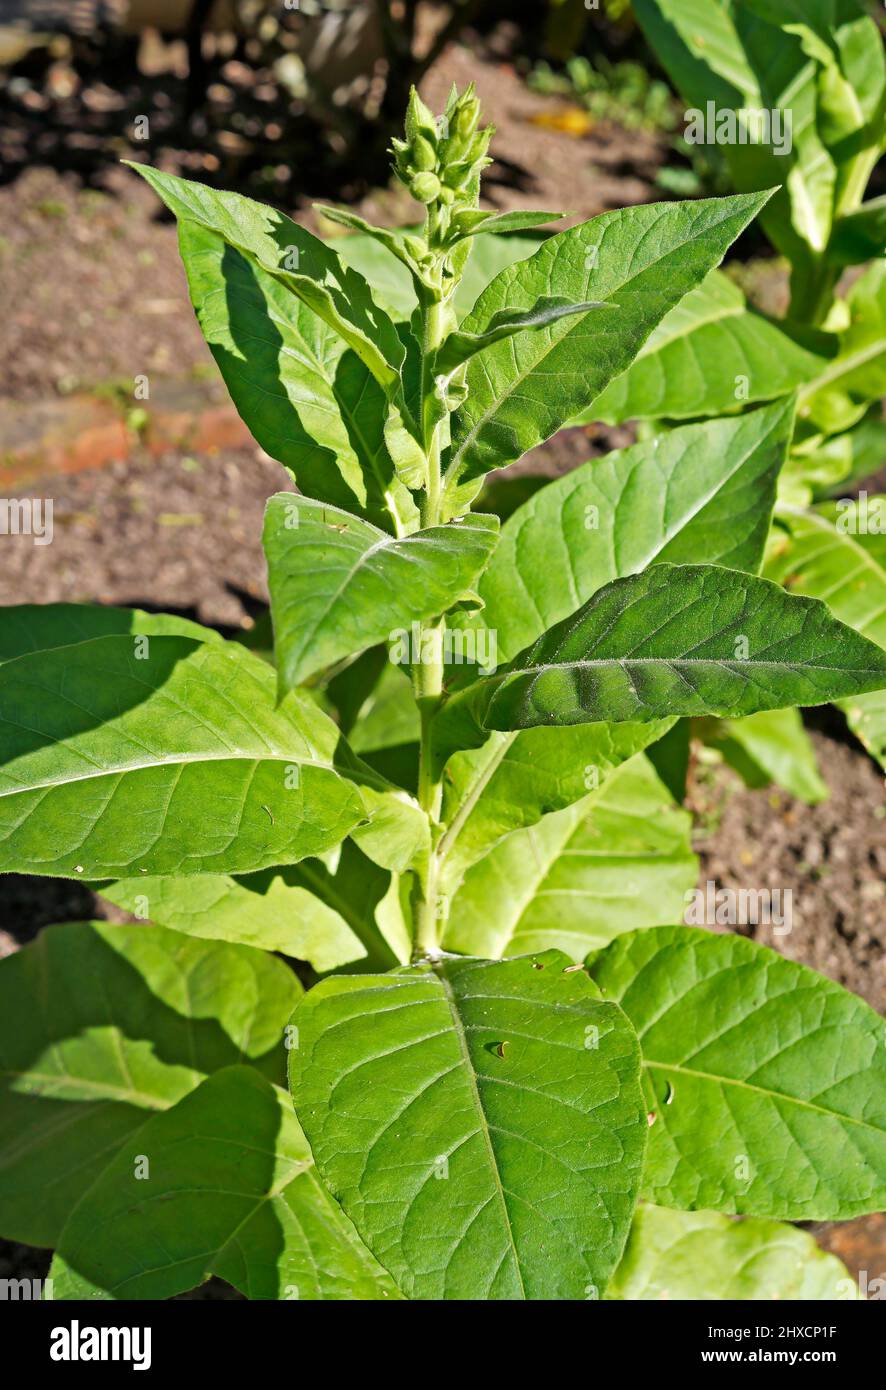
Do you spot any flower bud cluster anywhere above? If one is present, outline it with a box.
[391,84,493,215]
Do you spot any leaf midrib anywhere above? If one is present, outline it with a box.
[498,655,881,676]
[644,1059,885,1135]
[437,733,517,871]
[799,332,886,399]
[0,751,341,796]
[435,967,527,1299]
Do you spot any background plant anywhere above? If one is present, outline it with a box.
[568,0,886,792]
[0,84,885,1301]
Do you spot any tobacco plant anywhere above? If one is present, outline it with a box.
[2,85,886,1302]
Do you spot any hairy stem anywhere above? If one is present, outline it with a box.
[412,280,450,956]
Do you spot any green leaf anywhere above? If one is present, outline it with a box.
[50,1068,400,1300]
[435,297,611,376]
[452,209,566,237]
[577,271,826,424]
[0,603,220,663]
[445,190,774,488]
[348,661,420,755]
[177,219,415,532]
[282,840,408,969]
[263,494,498,691]
[313,204,422,279]
[289,952,647,1300]
[587,925,886,1220]
[817,412,886,498]
[766,501,886,767]
[439,563,886,751]
[831,195,886,266]
[0,921,298,1246]
[458,402,795,663]
[0,635,366,877]
[437,721,675,897]
[101,868,368,971]
[697,707,828,803]
[105,840,407,973]
[801,260,886,434]
[444,755,696,959]
[607,1204,859,1300]
[783,409,886,502]
[130,166,405,389]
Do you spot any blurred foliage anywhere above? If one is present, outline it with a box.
[529,55,676,133]
[528,50,730,198]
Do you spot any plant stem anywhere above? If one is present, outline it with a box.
[412,279,449,957]
[788,257,839,327]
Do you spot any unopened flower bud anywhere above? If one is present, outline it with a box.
[410,172,441,203]
[443,159,474,190]
[411,135,437,172]
[454,99,480,142]
[405,87,437,146]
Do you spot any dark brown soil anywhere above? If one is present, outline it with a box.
[0,443,284,627]
[0,165,215,405]
[690,730,886,1014]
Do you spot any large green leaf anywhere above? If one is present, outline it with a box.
[444,755,696,959]
[0,635,366,878]
[0,922,298,1246]
[607,1204,858,1300]
[437,721,674,896]
[289,952,647,1300]
[577,272,825,423]
[0,603,219,663]
[587,926,886,1220]
[263,494,498,691]
[50,1068,400,1300]
[439,563,886,751]
[459,402,795,663]
[129,166,420,532]
[101,868,367,972]
[766,502,886,766]
[445,190,774,488]
[178,220,413,532]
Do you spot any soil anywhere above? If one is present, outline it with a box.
[690,727,886,1015]
[0,11,882,1300]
